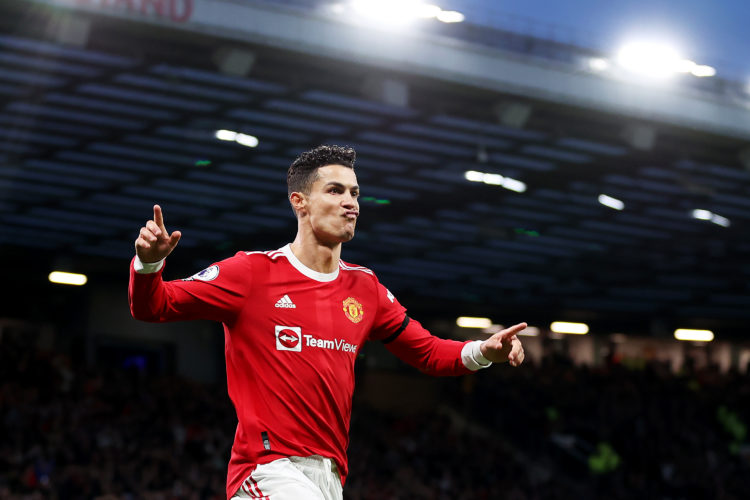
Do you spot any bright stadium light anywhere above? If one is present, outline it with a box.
[456,316,493,328]
[710,213,730,227]
[349,1,463,26]
[691,64,716,77]
[436,10,465,23]
[482,173,504,185]
[464,170,526,193]
[464,170,484,182]
[550,321,589,335]
[502,177,527,193]
[614,40,716,80]
[215,129,237,141]
[692,209,730,227]
[616,41,682,79]
[215,129,259,148]
[674,328,714,342]
[598,194,624,210]
[49,271,87,286]
[692,209,712,220]
[235,133,259,148]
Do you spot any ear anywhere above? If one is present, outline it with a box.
[290,192,307,216]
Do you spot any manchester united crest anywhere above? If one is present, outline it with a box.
[343,297,364,324]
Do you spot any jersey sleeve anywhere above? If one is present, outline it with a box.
[128,252,250,324]
[369,279,471,376]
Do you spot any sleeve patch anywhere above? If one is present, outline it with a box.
[184,265,219,282]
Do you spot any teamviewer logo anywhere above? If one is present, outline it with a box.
[275,326,302,352]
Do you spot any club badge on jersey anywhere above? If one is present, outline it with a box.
[342,297,363,324]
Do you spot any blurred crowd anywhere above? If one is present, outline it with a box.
[1,329,749,500]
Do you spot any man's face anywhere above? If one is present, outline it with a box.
[302,164,360,244]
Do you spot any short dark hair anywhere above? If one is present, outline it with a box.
[287,145,356,197]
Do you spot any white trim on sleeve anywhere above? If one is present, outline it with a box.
[461,340,493,371]
[134,255,165,274]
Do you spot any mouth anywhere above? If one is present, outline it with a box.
[344,211,359,220]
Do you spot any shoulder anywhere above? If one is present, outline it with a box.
[239,249,287,261]
[338,259,376,277]
[204,249,286,273]
[228,249,289,274]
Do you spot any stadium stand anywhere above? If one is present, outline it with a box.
[2,329,748,499]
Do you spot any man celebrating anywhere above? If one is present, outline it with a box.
[129,145,525,500]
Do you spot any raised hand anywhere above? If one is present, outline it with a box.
[480,322,526,366]
[134,205,182,263]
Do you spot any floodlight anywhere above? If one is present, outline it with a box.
[464,170,484,182]
[215,129,237,141]
[216,129,259,148]
[692,209,712,220]
[456,316,492,328]
[436,10,464,23]
[482,173,504,185]
[691,65,716,77]
[502,177,526,193]
[674,328,713,342]
[598,194,624,210]
[616,41,682,79]
[465,170,527,193]
[692,209,730,227]
[351,0,441,26]
[235,133,259,148]
[710,213,730,227]
[49,271,87,286]
[550,321,589,335]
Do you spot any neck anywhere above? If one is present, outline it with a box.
[289,234,342,274]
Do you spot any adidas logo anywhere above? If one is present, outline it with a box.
[275,294,296,309]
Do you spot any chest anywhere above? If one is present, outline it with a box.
[239,272,374,356]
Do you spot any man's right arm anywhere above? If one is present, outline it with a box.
[129,205,246,323]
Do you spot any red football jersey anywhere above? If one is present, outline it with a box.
[129,244,472,499]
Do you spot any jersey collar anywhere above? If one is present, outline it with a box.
[280,244,340,282]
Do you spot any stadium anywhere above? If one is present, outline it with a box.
[1,0,749,498]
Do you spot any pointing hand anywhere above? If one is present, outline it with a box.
[480,322,527,366]
[134,205,181,263]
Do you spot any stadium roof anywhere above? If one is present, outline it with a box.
[1,1,749,339]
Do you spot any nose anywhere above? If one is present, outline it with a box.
[342,192,358,209]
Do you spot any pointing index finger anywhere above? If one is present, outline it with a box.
[153,204,166,231]
[499,322,528,341]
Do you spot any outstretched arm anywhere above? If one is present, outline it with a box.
[371,278,526,374]
[382,319,526,375]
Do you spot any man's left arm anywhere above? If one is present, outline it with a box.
[369,279,525,375]
[382,318,526,375]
